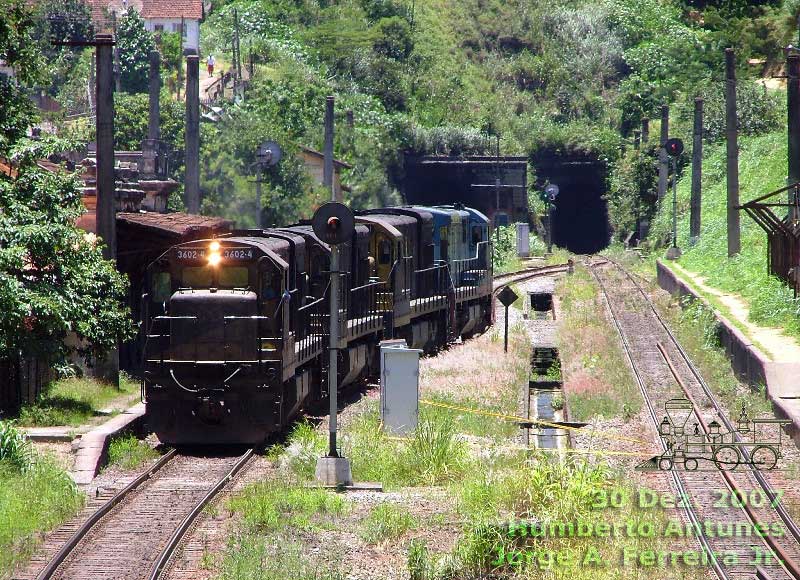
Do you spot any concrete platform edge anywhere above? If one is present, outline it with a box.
[656,260,800,445]
[70,403,146,485]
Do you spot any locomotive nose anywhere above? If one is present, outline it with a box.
[169,289,259,361]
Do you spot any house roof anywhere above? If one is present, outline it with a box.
[299,146,353,169]
[117,211,232,238]
[140,0,202,20]
[80,0,202,26]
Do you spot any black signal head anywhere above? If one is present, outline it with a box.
[312,202,354,245]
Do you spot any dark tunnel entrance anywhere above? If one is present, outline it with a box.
[535,155,611,254]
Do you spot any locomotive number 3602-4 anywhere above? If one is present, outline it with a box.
[223,248,253,260]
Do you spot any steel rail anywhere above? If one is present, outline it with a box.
[35,449,179,580]
[588,263,732,580]
[656,342,800,580]
[147,447,255,580]
[604,256,800,546]
[492,264,569,295]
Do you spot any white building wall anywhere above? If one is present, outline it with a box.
[144,18,199,52]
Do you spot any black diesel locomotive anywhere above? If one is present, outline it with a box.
[141,205,492,444]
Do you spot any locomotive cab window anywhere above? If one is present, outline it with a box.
[152,271,172,302]
[218,266,249,288]
[261,269,281,300]
[378,240,391,264]
[472,226,482,245]
[182,267,213,288]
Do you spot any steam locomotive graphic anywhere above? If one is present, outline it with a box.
[639,398,790,472]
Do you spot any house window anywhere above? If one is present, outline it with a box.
[171,23,180,32]
[154,24,164,31]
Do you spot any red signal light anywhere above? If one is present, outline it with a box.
[327,216,340,230]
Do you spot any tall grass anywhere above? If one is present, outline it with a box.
[18,373,139,427]
[650,131,800,339]
[228,480,348,533]
[106,434,160,471]
[556,265,639,421]
[0,421,32,471]
[360,503,417,544]
[217,536,346,580]
[0,458,85,575]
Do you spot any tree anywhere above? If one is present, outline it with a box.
[117,7,156,93]
[0,0,134,364]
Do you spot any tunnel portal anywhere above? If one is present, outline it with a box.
[536,156,611,255]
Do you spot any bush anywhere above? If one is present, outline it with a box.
[676,80,783,143]
[360,502,416,544]
[107,434,159,470]
[0,421,32,471]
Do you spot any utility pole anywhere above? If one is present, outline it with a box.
[96,34,116,262]
[641,117,649,145]
[787,47,800,221]
[495,132,501,238]
[725,48,741,256]
[96,33,120,386]
[233,9,242,85]
[185,54,200,214]
[314,96,354,486]
[111,13,121,93]
[658,105,669,200]
[148,50,160,141]
[177,18,184,100]
[323,96,338,201]
[690,98,703,242]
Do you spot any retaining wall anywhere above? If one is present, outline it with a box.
[656,260,768,387]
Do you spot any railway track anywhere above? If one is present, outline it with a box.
[493,262,569,294]
[26,447,254,580]
[590,257,800,580]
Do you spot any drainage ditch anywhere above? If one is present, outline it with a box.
[524,290,568,450]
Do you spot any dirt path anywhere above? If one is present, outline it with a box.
[671,262,800,362]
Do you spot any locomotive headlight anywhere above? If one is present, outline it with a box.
[209,240,221,252]
[208,252,222,267]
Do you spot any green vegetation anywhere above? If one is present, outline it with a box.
[0,422,85,576]
[409,455,677,579]
[1,0,134,370]
[229,480,348,533]
[273,407,470,488]
[651,131,800,339]
[106,434,159,470]
[0,421,33,470]
[556,264,640,421]
[217,538,346,580]
[18,374,139,427]
[359,503,417,544]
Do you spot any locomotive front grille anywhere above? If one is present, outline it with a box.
[169,290,260,362]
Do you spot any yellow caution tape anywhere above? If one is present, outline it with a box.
[419,399,649,445]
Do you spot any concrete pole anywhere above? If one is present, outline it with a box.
[112,13,121,93]
[690,98,703,241]
[96,35,116,261]
[95,34,119,386]
[641,117,649,144]
[787,48,800,221]
[185,55,200,214]
[725,48,741,256]
[255,164,262,229]
[657,105,669,200]
[148,50,160,141]
[323,95,337,201]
